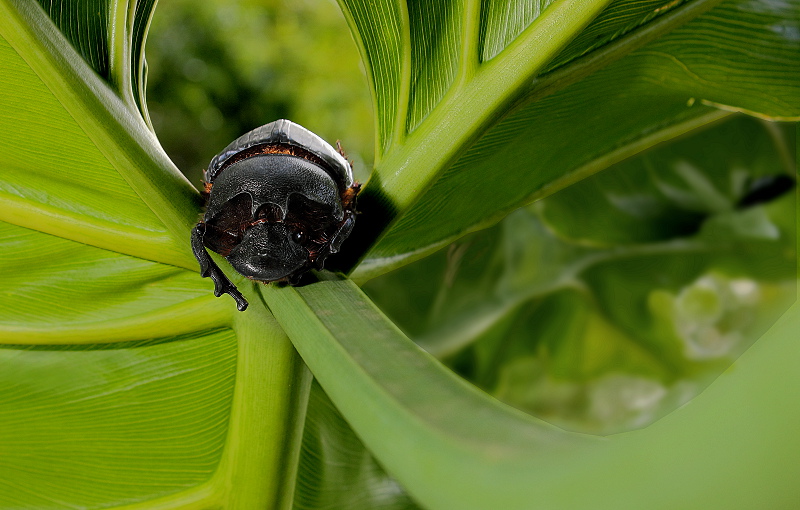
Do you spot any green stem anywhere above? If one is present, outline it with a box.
[456,0,481,86]
[392,0,411,147]
[265,273,800,510]
[107,0,133,107]
[211,303,311,510]
[0,295,231,345]
[0,191,190,269]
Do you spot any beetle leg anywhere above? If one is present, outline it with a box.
[329,212,356,254]
[192,223,249,311]
[287,270,306,285]
[311,212,356,270]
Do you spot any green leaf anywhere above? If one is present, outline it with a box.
[0,332,237,507]
[338,0,613,270]
[363,115,795,434]
[294,381,422,510]
[1,0,200,259]
[344,0,800,279]
[265,274,800,509]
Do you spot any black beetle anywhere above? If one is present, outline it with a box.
[191,119,360,311]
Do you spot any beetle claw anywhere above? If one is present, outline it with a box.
[192,223,249,311]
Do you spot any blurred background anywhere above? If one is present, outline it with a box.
[146,0,796,436]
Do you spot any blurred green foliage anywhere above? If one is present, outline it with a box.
[362,116,796,435]
[146,0,374,187]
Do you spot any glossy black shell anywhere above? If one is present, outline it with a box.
[206,119,353,190]
[205,155,343,225]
